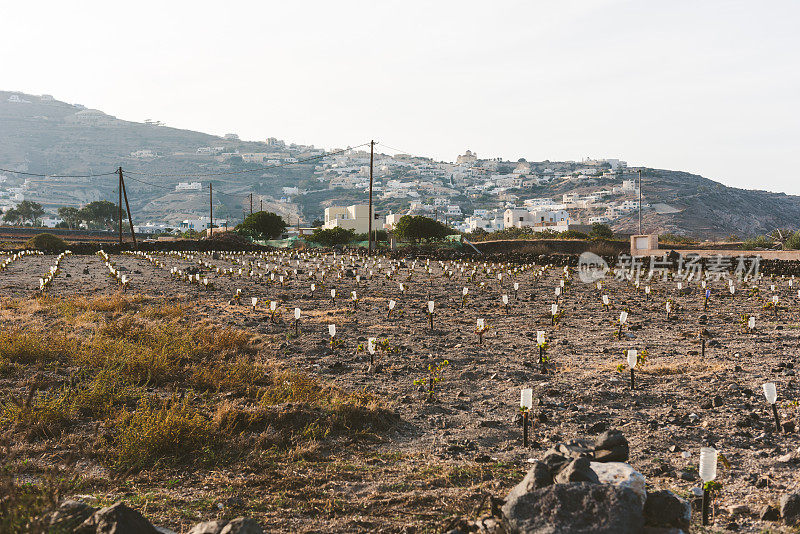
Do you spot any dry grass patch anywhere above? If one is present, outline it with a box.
[37,293,145,318]
[192,323,257,356]
[141,303,185,320]
[105,396,215,471]
[71,368,143,418]
[76,293,145,313]
[0,328,78,365]
[209,370,399,447]
[190,357,268,396]
[1,389,73,440]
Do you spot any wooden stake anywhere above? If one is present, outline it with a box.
[772,404,782,433]
[523,411,529,447]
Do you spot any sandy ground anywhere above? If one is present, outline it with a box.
[2,249,799,532]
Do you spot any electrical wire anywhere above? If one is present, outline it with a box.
[123,173,283,205]
[123,173,248,200]
[0,167,117,178]
[376,142,421,156]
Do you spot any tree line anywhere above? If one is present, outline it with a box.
[1,200,125,230]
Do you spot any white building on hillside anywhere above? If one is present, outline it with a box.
[323,204,379,234]
[41,217,63,228]
[464,213,504,233]
[504,208,571,231]
[180,216,227,232]
[176,182,202,191]
[384,212,403,230]
[135,222,171,234]
[445,205,462,216]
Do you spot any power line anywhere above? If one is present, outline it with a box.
[123,143,370,178]
[121,174,174,190]
[123,172,258,200]
[376,142,424,156]
[0,167,117,178]
[376,142,408,154]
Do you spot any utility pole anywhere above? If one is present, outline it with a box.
[250,193,253,216]
[260,198,263,213]
[119,168,137,249]
[118,167,123,245]
[368,140,374,255]
[638,169,642,235]
[209,183,213,236]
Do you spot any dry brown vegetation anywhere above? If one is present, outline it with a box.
[1,291,408,532]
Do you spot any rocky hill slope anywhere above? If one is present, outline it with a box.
[2,90,798,237]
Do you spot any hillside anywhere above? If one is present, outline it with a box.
[2,90,799,237]
[0,91,311,225]
[537,169,800,238]
[609,170,800,238]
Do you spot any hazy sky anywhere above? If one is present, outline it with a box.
[2,1,799,193]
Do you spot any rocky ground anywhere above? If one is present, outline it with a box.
[1,249,799,532]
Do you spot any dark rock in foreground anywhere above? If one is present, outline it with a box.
[75,502,159,534]
[502,482,644,534]
[643,490,691,531]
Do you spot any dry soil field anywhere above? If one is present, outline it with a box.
[1,249,799,533]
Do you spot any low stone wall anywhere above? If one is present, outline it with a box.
[635,248,800,261]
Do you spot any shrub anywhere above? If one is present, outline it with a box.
[589,223,614,239]
[25,233,67,252]
[784,232,800,250]
[560,230,588,239]
[741,235,775,250]
[305,227,357,247]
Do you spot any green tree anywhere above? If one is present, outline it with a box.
[394,215,455,244]
[236,211,287,239]
[57,207,81,229]
[589,223,614,239]
[14,201,45,225]
[78,201,122,230]
[305,227,356,247]
[3,208,21,225]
